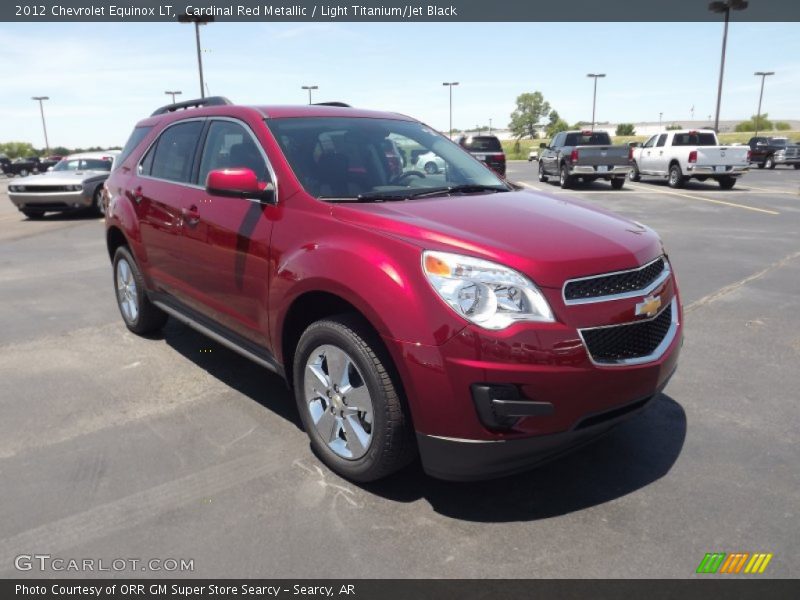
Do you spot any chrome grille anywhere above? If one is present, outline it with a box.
[563,256,668,304]
[579,300,677,366]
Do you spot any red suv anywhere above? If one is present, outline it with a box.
[104,97,682,482]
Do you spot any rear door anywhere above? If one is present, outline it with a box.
[649,133,669,174]
[178,118,276,345]
[135,119,205,299]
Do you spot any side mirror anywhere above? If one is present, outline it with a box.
[205,168,275,204]
[47,166,54,171]
[539,143,547,149]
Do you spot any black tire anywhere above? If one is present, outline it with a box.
[112,246,168,335]
[610,178,625,190]
[423,161,438,175]
[757,162,765,169]
[794,164,800,170]
[92,186,105,216]
[668,163,685,189]
[718,176,736,190]
[537,161,548,182]
[629,161,641,182]
[22,209,45,220]
[293,315,416,482]
[764,155,775,170]
[19,168,29,177]
[559,164,573,189]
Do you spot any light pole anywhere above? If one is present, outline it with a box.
[659,112,663,128]
[442,82,459,139]
[489,118,493,135]
[178,13,213,98]
[165,90,182,104]
[31,96,50,153]
[709,0,748,133]
[301,85,318,105]
[753,71,774,138]
[586,73,606,131]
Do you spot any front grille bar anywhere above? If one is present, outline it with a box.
[563,256,670,305]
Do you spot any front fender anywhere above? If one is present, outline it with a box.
[270,229,467,357]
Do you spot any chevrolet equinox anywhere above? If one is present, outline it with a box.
[104,97,682,481]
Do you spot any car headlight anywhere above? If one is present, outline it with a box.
[422,250,555,330]
[71,184,83,191]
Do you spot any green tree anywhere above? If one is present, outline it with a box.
[735,113,773,132]
[545,110,570,137]
[775,121,791,131]
[615,123,636,136]
[51,146,70,156]
[0,141,37,159]
[509,92,551,139]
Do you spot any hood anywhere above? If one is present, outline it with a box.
[332,190,663,288]
[11,170,107,186]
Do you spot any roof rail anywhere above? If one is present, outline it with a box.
[151,96,233,116]
[312,102,352,108]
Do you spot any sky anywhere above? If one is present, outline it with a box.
[0,21,798,148]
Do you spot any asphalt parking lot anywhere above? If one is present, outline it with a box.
[0,164,798,578]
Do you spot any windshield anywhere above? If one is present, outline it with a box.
[53,158,113,172]
[265,117,508,200]
[460,136,503,152]
[564,132,612,146]
[672,133,718,146]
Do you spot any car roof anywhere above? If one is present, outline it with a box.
[136,103,415,128]
[64,151,121,160]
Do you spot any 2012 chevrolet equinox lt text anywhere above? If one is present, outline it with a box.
[104,97,682,482]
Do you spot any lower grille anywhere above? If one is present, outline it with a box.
[580,301,675,365]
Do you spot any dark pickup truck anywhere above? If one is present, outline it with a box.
[748,136,800,169]
[537,130,632,189]
[2,156,45,177]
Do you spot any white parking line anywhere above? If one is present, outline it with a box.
[626,183,780,215]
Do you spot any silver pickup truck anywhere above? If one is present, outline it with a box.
[537,130,632,190]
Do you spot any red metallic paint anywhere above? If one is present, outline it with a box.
[105,103,683,473]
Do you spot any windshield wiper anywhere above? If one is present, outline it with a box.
[403,184,510,199]
[324,184,510,203]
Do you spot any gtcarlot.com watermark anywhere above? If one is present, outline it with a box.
[15,554,194,573]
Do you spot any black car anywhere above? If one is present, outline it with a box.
[457,135,506,176]
[747,136,800,169]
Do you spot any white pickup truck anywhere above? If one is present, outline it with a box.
[629,129,749,189]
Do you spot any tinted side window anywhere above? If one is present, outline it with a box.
[553,133,564,147]
[149,121,204,183]
[198,120,269,185]
[643,136,657,148]
[656,134,667,147]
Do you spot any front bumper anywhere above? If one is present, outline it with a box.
[569,165,631,177]
[9,190,92,212]
[417,382,669,481]
[774,155,800,165]
[687,165,749,176]
[383,275,682,481]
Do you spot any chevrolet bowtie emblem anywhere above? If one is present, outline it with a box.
[635,295,662,317]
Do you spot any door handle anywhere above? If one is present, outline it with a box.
[133,186,143,204]
[181,205,200,227]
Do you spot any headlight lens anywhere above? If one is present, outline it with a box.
[422,250,555,330]
[71,184,83,191]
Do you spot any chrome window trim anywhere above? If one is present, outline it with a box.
[577,298,679,367]
[136,116,279,204]
[562,255,670,305]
